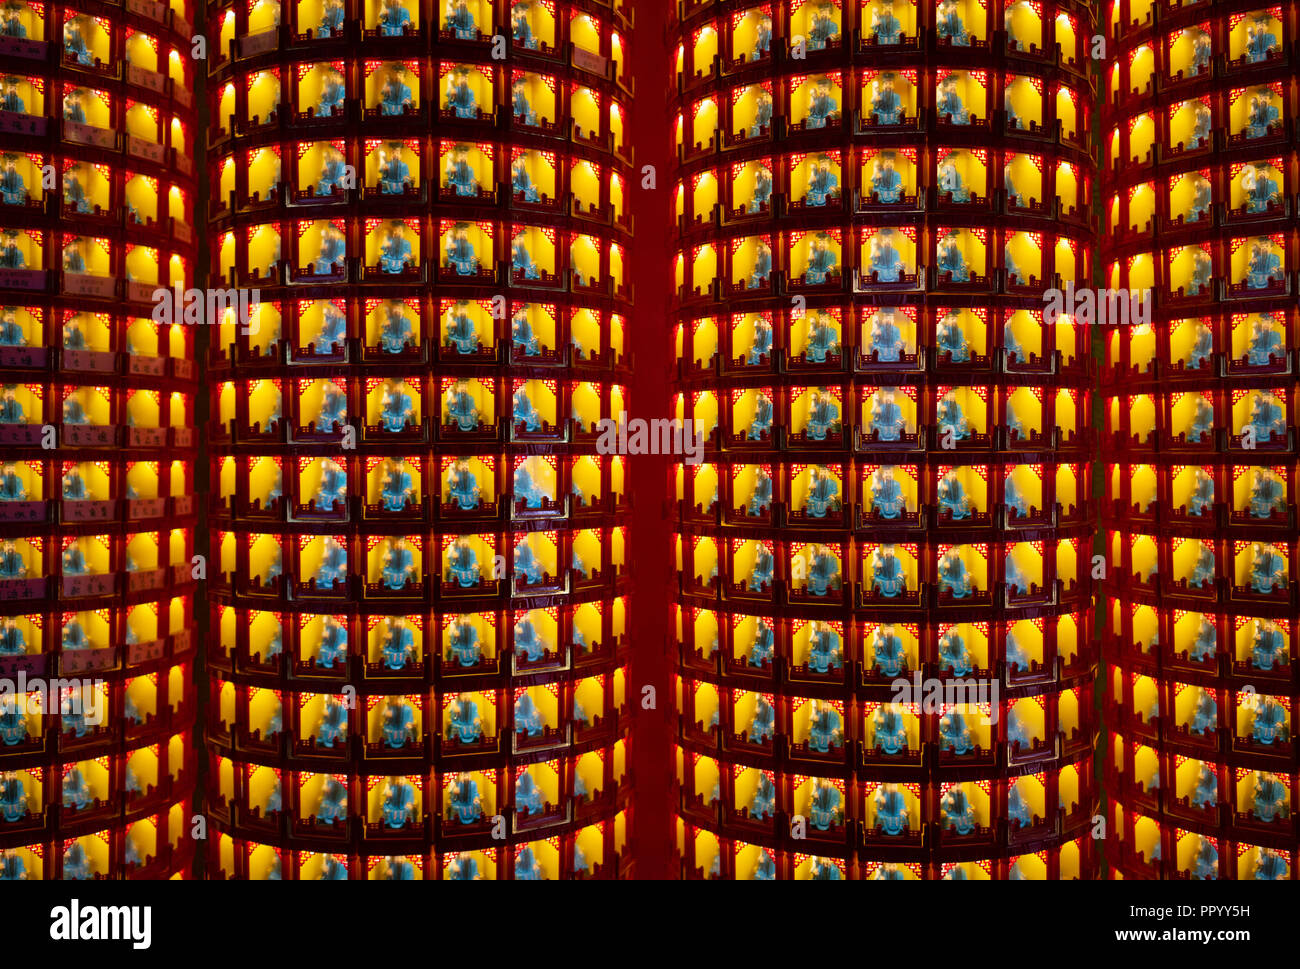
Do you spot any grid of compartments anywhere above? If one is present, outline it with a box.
[204,0,636,879]
[0,0,201,880]
[1101,0,1299,880]
[668,0,1099,879]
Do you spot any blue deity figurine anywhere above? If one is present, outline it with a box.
[513,386,542,432]
[313,536,348,589]
[446,538,480,587]
[872,1,901,43]
[1246,391,1285,443]
[516,772,546,815]
[449,773,481,824]
[749,164,773,214]
[805,389,839,441]
[938,470,971,520]
[804,545,839,596]
[315,71,345,118]
[514,616,545,662]
[937,233,969,282]
[62,766,92,811]
[747,391,773,440]
[747,468,772,516]
[1244,91,1279,139]
[514,692,544,738]
[380,0,412,36]
[804,465,839,518]
[749,773,776,820]
[381,778,415,829]
[939,709,974,754]
[805,159,839,207]
[381,459,414,512]
[871,545,906,598]
[805,314,838,362]
[807,621,841,673]
[806,81,837,129]
[379,618,414,671]
[747,619,774,668]
[872,625,906,676]
[749,695,775,743]
[750,92,772,138]
[936,0,969,45]
[1187,542,1215,588]
[1246,315,1283,366]
[1189,688,1217,735]
[870,155,902,203]
[1246,239,1282,290]
[0,772,27,821]
[448,459,480,511]
[1250,696,1288,745]
[937,157,970,203]
[1191,763,1218,809]
[513,538,545,585]
[1242,164,1279,214]
[873,706,908,754]
[874,784,909,835]
[748,544,774,592]
[1254,850,1288,880]
[938,549,973,598]
[1008,782,1035,829]
[940,786,976,835]
[448,616,482,667]
[445,381,479,431]
[749,242,772,289]
[381,697,415,749]
[809,778,842,830]
[378,227,412,275]
[746,318,773,364]
[1250,619,1286,670]
[379,382,414,433]
[871,76,902,124]
[871,466,905,519]
[0,309,24,346]
[938,629,972,676]
[1251,772,1288,823]
[445,0,477,39]
[317,0,343,36]
[313,458,346,512]
[868,232,903,282]
[807,4,839,49]
[381,539,415,590]
[936,77,970,124]
[1250,542,1285,593]
[1246,18,1278,62]
[315,697,347,747]
[808,700,842,753]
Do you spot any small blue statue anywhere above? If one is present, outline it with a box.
[449,773,481,824]
[810,857,842,880]
[62,543,87,576]
[746,318,773,364]
[317,0,343,36]
[747,469,772,516]
[447,617,481,667]
[0,851,26,880]
[447,460,479,511]
[871,466,906,519]
[867,233,903,282]
[513,387,542,432]
[1244,91,1279,139]
[872,626,906,676]
[749,695,775,743]
[807,4,839,50]
[749,165,773,214]
[807,622,841,673]
[873,706,908,754]
[512,239,540,280]
[749,773,775,820]
[804,545,839,596]
[1188,178,1211,223]
[750,92,772,137]
[516,771,546,815]
[1250,696,1288,745]
[514,616,546,662]
[1,772,26,821]
[315,697,347,747]
[514,539,545,585]
[378,227,412,275]
[937,158,970,203]
[938,629,972,676]
[62,766,93,810]
[1251,772,1288,823]
[313,536,348,589]
[1242,165,1279,214]
[748,544,774,592]
[809,778,842,829]
[752,850,776,880]
[748,242,772,289]
[64,21,94,65]
[1189,688,1217,735]
[874,784,909,834]
[938,548,973,598]
[1246,18,1278,62]
[1246,238,1282,290]
[445,382,479,431]
[63,843,92,880]
[936,0,969,45]
[804,314,838,361]
[514,692,544,737]
[939,709,973,754]
[447,538,480,587]
[381,778,415,829]
[1008,782,1035,828]
[871,545,906,598]
[751,14,773,59]
[937,233,969,282]
[449,853,480,880]
[936,77,970,124]
[940,786,976,835]
[1191,836,1218,880]
[0,541,24,579]
[1187,541,1215,588]
[872,2,901,44]
[1250,619,1286,670]
[381,697,415,748]
[869,156,902,203]
[379,618,414,671]
[804,465,839,518]
[1191,763,1217,809]
[313,458,346,512]
[938,470,971,520]
[808,701,842,753]
[445,226,479,275]
[805,159,838,206]
[1246,391,1285,443]
[315,72,345,118]
[1249,542,1285,593]
[747,618,773,668]
[805,389,839,441]
[381,539,415,590]
[870,76,902,124]
[512,311,540,357]
[0,310,24,347]
[380,0,411,36]
[381,460,414,512]
[805,80,838,129]
[1254,849,1288,880]
[747,391,773,440]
